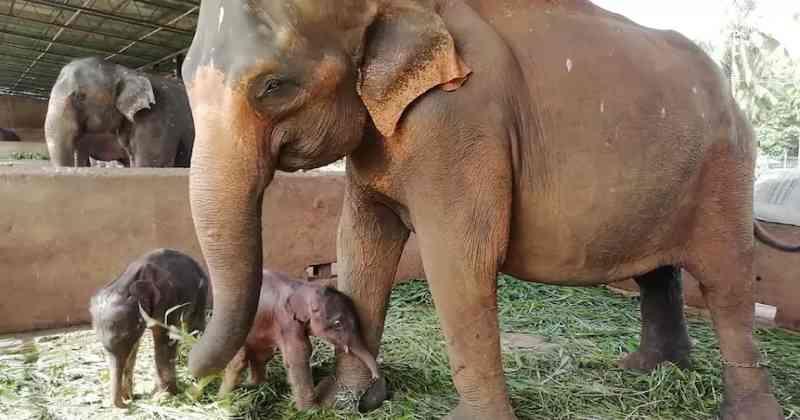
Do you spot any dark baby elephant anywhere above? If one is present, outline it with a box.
[218,270,379,409]
[89,248,208,408]
[45,57,194,168]
[180,1,798,419]
[0,128,20,142]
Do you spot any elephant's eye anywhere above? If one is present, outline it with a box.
[257,78,282,98]
[332,319,342,329]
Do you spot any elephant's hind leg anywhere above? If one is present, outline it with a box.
[686,155,783,419]
[619,266,691,371]
[685,248,783,420]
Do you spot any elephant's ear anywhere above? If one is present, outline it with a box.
[357,3,471,138]
[129,264,172,317]
[129,279,161,318]
[116,73,155,123]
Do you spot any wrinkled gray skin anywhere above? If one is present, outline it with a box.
[181,1,786,419]
[45,57,194,167]
[89,248,208,408]
[217,271,379,409]
[0,128,20,142]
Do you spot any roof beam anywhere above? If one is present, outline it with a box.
[0,27,158,61]
[133,0,186,12]
[136,46,187,70]
[0,51,65,68]
[2,41,87,61]
[0,66,60,79]
[0,12,171,50]
[0,77,52,90]
[22,0,195,36]
[107,5,197,61]
[10,0,92,91]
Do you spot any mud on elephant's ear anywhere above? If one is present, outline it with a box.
[115,72,155,123]
[357,2,471,138]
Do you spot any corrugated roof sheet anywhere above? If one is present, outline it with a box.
[0,0,199,99]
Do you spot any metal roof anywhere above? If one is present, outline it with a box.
[0,0,199,99]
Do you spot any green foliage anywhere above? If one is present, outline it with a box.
[2,278,799,419]
[707,0,800,158]
[8,152,49,160]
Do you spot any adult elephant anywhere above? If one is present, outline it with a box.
[181,1,794,419]
[45,57,194,167]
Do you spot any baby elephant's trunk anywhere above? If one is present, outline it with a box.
[349,340,380,380]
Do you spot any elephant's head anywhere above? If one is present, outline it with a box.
[46,57,156,166]
[72,59,155,131]
[287,285,380,379]
[182,0,470,376]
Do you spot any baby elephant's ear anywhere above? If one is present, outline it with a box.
[129,266,163,316]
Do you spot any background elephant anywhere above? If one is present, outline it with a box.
[0,128,21,142]
[181,1,790,419]
[45,57,194,167]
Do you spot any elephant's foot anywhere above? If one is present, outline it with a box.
[315,352,389,412]
[293,394,320,411]
[315,373,389,412]
[618,348,691,371]
[443,401,517,420]
[720,391,784,420]
[152,380,178,396]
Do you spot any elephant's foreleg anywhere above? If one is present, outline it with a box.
[44,97,81,167]
[76,147,90,167]
[152,327,178,395]
[417,215,515,419]
[280,336,316,410]
[217,347,248,398]
[619,266,692,370]
[411,146,516,419]
[316,188,410,411]
[247,346,273,385]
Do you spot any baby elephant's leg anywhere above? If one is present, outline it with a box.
[218,347,248,398]
[119,339,140,404]
[248,346,275,385]
[152,327,178,394]
[280,336,315,409]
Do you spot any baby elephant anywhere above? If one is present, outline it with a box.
[218,270,379,409]
[90,248,208,408]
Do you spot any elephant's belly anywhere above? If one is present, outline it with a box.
[501,182,694,286]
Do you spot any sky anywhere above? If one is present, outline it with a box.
[592,0,800,57]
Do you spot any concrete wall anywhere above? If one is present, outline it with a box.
[0,95,48,143]
[0,95,48,128]
[0,168,424,334]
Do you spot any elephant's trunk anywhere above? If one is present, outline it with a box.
[349,337,380,380]
[44,94,79,167]
[186,71,274,378]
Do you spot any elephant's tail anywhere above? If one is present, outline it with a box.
[754,220,800,252]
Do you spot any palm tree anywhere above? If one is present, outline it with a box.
[719,0,786,124]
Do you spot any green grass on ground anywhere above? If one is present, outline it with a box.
[1,276,798,419]
[6,152,49,161]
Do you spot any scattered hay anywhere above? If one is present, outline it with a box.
[1,276,798,419]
